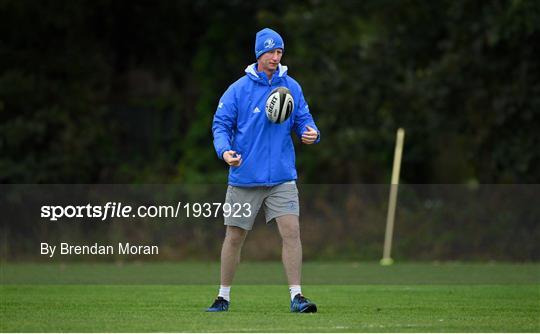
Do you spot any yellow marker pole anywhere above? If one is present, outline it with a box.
[381,128,405,266]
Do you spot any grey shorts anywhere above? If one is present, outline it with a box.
[224,181,299,230]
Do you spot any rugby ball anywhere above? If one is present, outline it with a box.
[265,87,294,124]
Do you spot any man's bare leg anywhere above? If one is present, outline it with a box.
[207,226,248,311]
[220,225,248,286]
[276,215,317,312]
[276,215,302,286]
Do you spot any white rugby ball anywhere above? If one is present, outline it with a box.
[265,87,294,124]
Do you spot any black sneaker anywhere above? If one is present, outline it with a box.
[290,294,317,313]
[206,297,229,312]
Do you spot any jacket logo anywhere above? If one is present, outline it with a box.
[253,107,261,113]
[218,102,223,109]
[264,38,275,49]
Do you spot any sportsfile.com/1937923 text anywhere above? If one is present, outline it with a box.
[40,202,252,222]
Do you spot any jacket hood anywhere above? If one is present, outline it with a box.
[244,63,288,84]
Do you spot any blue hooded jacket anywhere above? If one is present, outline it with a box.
[212,63,320,187]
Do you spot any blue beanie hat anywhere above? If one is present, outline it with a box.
[254,28,284,59]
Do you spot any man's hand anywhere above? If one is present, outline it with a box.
[223,150,242,166]
[302,126,318,144]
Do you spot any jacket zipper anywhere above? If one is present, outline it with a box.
[268,79,272,184]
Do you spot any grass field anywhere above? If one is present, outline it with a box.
[1,262,539,332]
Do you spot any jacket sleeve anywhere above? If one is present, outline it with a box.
[293,89,321,143]
[212,86,237,160]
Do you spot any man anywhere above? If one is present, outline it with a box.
[209,28,320,313]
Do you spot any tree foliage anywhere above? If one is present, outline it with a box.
[1,0,538,184]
